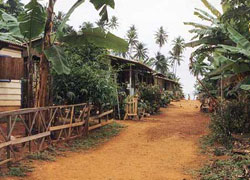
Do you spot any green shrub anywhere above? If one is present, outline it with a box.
[160,90,172,107]
[53,45,118,110]
[209,101,250,148]
[137,83,161,114]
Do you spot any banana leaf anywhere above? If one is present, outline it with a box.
[60,28,128,52]
[57,0,85,39]
[201,0,221,18]
[227,26,250,51]
[44,45,70,75]
[18,0,46,41]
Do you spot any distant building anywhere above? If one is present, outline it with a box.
[108,55,180,95]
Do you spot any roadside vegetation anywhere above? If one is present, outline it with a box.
[186,0,250,179]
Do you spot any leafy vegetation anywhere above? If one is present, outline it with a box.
[137,83,162,114]
[0,0,128,108]
[186,0,250,179]
[199,155,250,180]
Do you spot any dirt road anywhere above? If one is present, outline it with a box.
[8,100,209,180]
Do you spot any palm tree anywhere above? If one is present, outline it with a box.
[96,19,107,29]
[154,52,169,75]
[134,42,148,62]
[155,26,168,52]
[126,25,138,59]
[169,36,185,75]
[80,21,94,30]
[109,16,119,30]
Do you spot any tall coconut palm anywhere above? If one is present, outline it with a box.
[80,21,94,30]
[109,16,119,30]
[126,25,138,59]
[169,36,185,75]
[155,26,168,52]
[154,52,169,75]
[134,42,148,62]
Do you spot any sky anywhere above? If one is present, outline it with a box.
[21,0,222,98]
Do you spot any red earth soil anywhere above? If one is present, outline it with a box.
[4,100,210,180]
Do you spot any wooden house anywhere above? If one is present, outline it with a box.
[109,55,154,96]
[154,73,179,91]
[109,55,180,95]
[0,40,25,112]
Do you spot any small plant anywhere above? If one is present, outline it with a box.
[199,155,250,180]
[7,164,33,177]
[27,150,56,161]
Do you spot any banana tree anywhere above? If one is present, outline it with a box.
[0,0,128,107]
[208,26,250,92]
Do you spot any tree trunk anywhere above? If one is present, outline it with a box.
[35,0,56,108]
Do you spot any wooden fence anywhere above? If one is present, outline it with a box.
[0,103,114,167]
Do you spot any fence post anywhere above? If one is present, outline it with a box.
[84,105,91,136]
[7,115,11,167]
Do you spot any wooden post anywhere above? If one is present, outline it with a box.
[84,105,90,136]
[7,116,11,167]
[129,65,132,96]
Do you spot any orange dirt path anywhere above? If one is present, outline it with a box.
[6,100,209,180]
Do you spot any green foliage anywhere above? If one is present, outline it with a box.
[209,101,250,148]
[7,164,33,177]
[60,28,128,52]
[52,44,117,108]
[160,90,172,107]
[44,45,70,75]
[199,155,250,180]
[0,0,24,17]
[0,0,128,75]
[154,52,169,75]
[18,0,46,41]
[137,83,161,114]
[27,150,56,161]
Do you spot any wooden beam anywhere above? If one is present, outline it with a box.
[0,132,50,150]
[11,132,50,145]
[0,158,12,166]
[88,120,114,131]
[49,121,85,132]
[97,110,114,119]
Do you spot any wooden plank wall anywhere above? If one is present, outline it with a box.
[0,80,21,111]
[0,57,24,80]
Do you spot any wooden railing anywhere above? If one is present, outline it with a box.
[0,103,91,167]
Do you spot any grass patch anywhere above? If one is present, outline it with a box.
[68,122,126,151]
[0,163,33,177]
[199,155,250,180]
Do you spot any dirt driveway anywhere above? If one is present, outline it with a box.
[7,100,209,180]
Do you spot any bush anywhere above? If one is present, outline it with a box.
[160,90,172,107]
[209,101,250,147]
[137,83,161,114]
[52,44,118,111]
